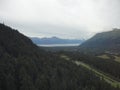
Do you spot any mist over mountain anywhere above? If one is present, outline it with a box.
[31,37,85,45]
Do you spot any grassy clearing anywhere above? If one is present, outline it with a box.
[114,56,120,63]
[97,54,120,63]
[97,54,110,59]
[61,55,120,88]
[60,55,70,61]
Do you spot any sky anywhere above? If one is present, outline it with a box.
[0,0,120,39]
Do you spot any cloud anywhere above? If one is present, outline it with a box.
[0,0,120,39]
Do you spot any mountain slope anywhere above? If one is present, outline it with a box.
[0,24,45,57]
[0,23,118,90]
[31,37,84,45]
[80,28,120,54]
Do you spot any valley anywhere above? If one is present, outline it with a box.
[0,23,120,90]
[1,0,120,89]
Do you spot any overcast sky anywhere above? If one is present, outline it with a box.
[0,0,120,39]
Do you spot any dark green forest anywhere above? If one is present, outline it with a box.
[62,52,120,81]
[0,23,119,90]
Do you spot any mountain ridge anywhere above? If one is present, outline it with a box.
[31,37,84,45]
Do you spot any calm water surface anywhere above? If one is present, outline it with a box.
[38,44,80,47]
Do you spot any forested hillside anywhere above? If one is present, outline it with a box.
[80,28,120,54]
[0,23,118,90]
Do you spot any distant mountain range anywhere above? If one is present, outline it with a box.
[31,37,85,45]
[80,28,120,54]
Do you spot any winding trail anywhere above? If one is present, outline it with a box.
[60,55,120,88]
